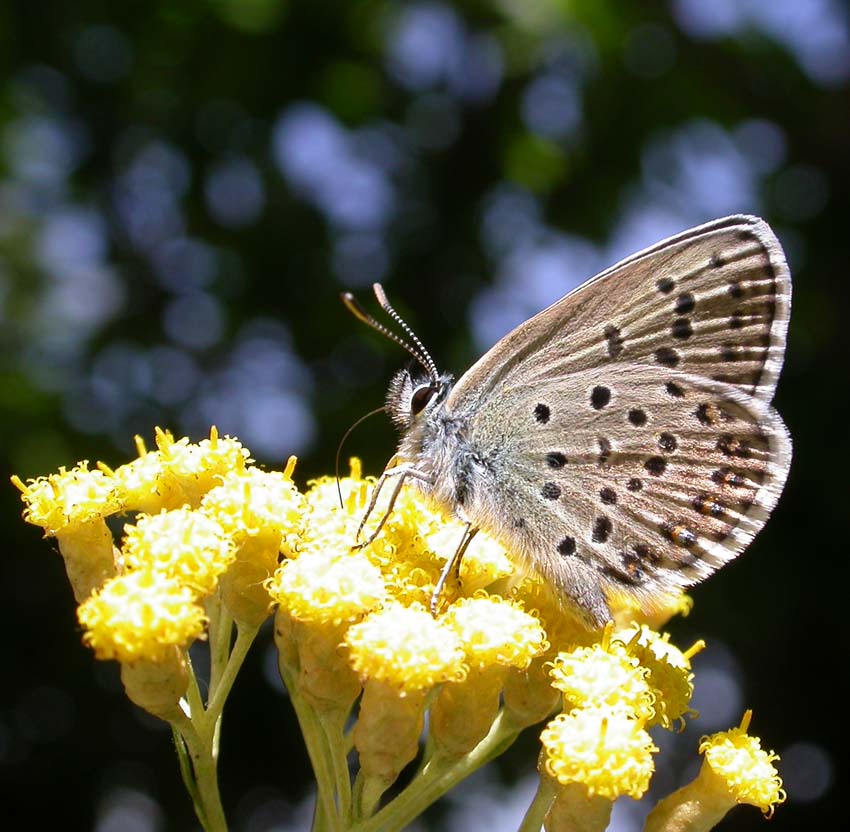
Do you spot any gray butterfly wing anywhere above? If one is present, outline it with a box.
[448,215,790,411]
[444,215,791,622]
[463,364,790,617]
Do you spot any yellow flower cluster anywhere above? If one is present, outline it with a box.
[13,428,303,665]
[14,430,785,830]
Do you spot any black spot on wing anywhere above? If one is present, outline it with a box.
[590,386,611,410]
[675,292,695,314]
[604,324,624,358]
[592,516,612,543]
[599,487,617,505]
[655,347,680,367]
[671,318,693,340]
[557,536,576,556]
[644,456,667,476]
[541,482,561,500]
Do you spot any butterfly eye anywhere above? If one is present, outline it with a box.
[410,384,437,415]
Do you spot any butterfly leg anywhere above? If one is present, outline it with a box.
[353,463,433,548]
[430,523,478,616]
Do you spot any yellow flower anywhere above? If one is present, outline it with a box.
[122,508,235,598]
[617,624,702,730]
[111,449,172,514]
[268,547,387,625]
[155,426,250,499]
[548,628,655,723]
[114,427,251,512]
[78,570,207,663]
[300,459,376,549]
[393,486,515,594]
[699,711,786,816]
[442,595,548,670]
[12,463,119,600]
[12,463,120,534]
[540,706,658,800]
[201,462,304,550]
[431,596,547,757]
[345,603,466,694]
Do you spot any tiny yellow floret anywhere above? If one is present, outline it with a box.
[548,640,654,723]
[78,570,207,663]
[13,463,120,533]
[202,467,305,554]
[699,711,786,816]
[122,508,235,597]
[346,603,466,694]
[268,548,387,624]
[442,595,548,670]
[540,706,658,799]
[617,624,699,730]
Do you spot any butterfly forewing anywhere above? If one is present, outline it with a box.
[447,215,790,412]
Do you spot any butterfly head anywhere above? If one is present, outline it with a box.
[386,368,454,431]
[342,283,450,431]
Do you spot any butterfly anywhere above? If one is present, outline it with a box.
[343,215,791,627]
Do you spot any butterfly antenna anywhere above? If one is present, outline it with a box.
[334,405,387,507]
[371,283,440,380]
[341,285,439,381]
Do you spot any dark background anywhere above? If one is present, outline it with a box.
[1,1,846,830]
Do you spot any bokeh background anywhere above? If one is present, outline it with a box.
[2,1,846,829]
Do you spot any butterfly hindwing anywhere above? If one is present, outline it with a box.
[467,365,790,613]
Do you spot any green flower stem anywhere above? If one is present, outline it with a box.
[173,609,260,832]
[207,593,233,698]
[351,771,386,822]
[321,709,353,823]
[173,725,205,825]
[184,652,206,722]
[351,709,524,832]
[206,622,257,727]
[279,666,342,832]
[170,710,228,832]
[518,774,555,832]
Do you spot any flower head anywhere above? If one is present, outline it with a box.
[617,624,701,730]
[113,427,250,512]
[300,460,376,549]
[442,595,548,670]
[346,603,466,694]
[540,706,658,799]
[201,464,304,553]
[549,630,654,723]
[699,711,786,816]
[122,508,235,598]
[268,547,387,625]
[12,463,120,534]
[78,570,207,663]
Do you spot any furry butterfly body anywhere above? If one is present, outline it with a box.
[347,215,791,627]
